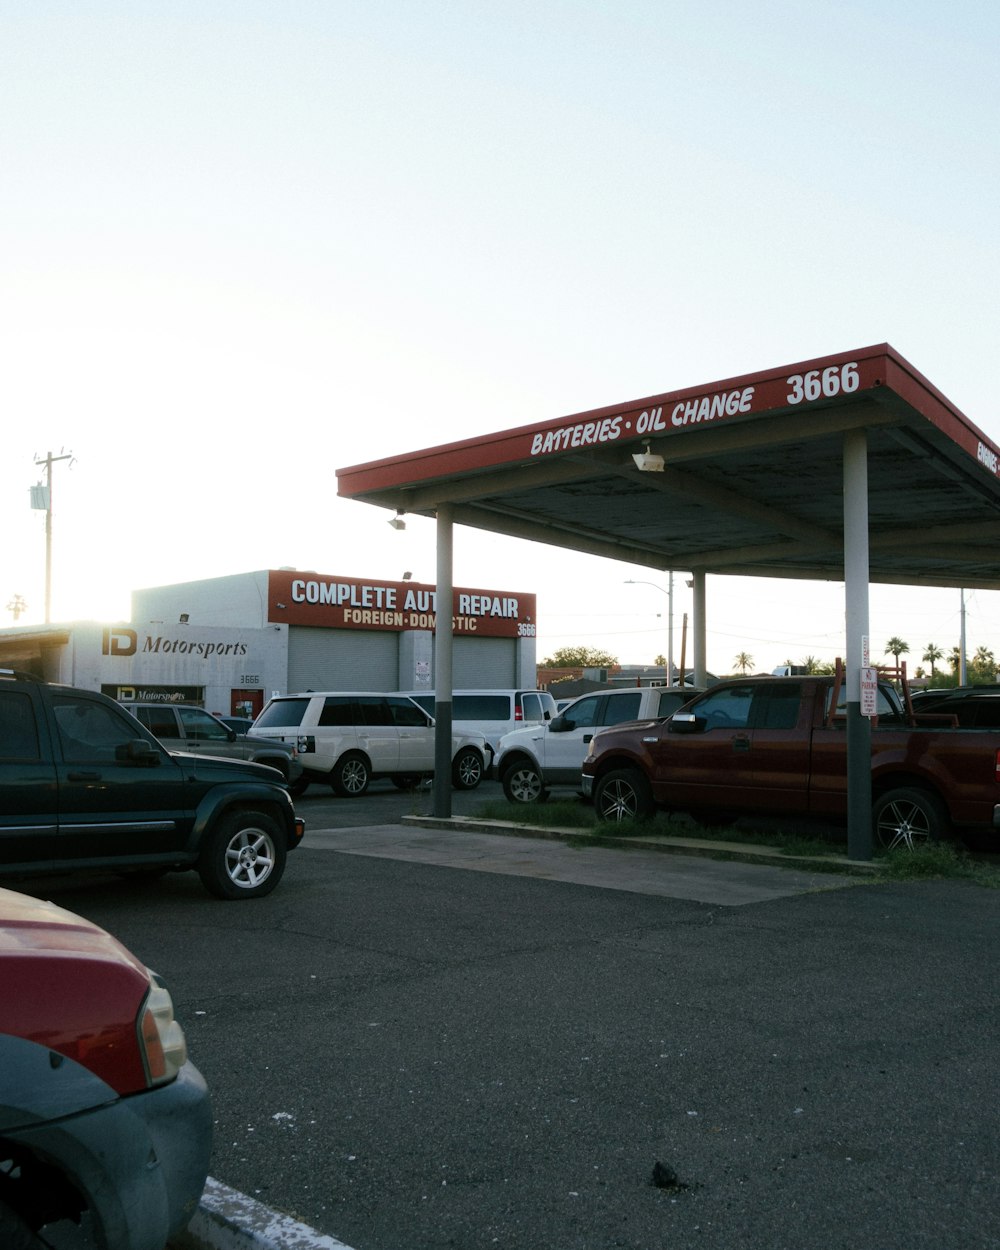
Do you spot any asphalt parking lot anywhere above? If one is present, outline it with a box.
[21,782,1000,1250]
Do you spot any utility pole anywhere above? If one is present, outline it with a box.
[32,450,73,624]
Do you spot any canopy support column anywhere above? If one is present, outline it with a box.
[433,505,454,818]
[691,571,707,687]
[844,429,873,861]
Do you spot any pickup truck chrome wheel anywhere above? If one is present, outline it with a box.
[198,810,287,899]
[502,761,546,804]
[593,769,654,822]
[452,747,485,790]
[873,787,945,851]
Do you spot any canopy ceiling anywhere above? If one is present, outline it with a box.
[337,344,1000,591]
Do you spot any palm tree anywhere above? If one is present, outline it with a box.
[922,643,943,676]
[734,652,754,675]
[885,637,909,663]
[972,645,996,681]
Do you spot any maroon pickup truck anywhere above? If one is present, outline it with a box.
[580,675,1000,849]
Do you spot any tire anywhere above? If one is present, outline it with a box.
[331,753,370,797]
[0,1199,47,1250]
[198,809,287,899]
[502,760,547,804]
[452,747,485,790]
[873,787,947,851]
[391,773,422,790]
[593,768,655,823]
[289,778,310,798]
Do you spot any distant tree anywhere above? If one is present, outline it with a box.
[801,655,823,674]
[734,651,754,675]
[971,645,996,681]
[922,643,943,676]
[540,645,618,668]
[654,654,667,667]
[885,637,909,663]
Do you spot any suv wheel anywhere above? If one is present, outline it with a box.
[198,810,287,899]
[332,753,370,797]
[502,761,547,804]
[452,747,484,790]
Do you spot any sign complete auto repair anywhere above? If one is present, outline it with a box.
[0,569,539,719]
[279,572,529,635]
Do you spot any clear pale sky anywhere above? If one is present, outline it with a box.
[3,1,998,676]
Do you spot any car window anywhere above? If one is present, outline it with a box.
[387,697,429,727]
[827,684,899,718]
[452,695,510,720]
[653,690,691,717]
[691,685,755,730]
[133,706,178,738]
[602,692,642,724]
[518,693,551,723]
[318,697,354,727]
[356,697,393,727]
[53,695,139,762]
[255,698,311,728]
[560,696,602,729]
[0,691,41,760]
[755,684,801,729]
[178,707,231,740]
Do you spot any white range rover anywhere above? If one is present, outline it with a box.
[248,692,491,797]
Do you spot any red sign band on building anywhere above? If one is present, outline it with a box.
[267,571,536,639]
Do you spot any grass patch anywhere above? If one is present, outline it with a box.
[471,797,842,857]
[877,841,1000,885]
[469,796,1000,884]
[472,797,595,829]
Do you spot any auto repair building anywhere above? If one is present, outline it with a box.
[0,569,538,718]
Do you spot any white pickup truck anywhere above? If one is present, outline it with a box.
[495,685,701,803]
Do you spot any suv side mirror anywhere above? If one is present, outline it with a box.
[116,738,161,766]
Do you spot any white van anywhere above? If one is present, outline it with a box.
[397,689,557,755]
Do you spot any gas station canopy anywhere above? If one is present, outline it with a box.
[337,344,1000,591]
[337,343,1000,850]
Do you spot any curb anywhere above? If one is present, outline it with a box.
[169,1178,356,1250]
[400,814,881,876]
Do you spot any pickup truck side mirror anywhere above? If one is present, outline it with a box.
[548,715,569,733]
[668,713,705,735]
[116,738,161,766]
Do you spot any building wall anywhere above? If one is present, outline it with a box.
[0,569,539,710]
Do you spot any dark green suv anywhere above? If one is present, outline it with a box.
[0,670,304,899]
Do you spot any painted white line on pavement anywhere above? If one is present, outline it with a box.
[170,1177,357,1250]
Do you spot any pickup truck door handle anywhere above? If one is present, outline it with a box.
[68,771,102,781]
[731,735,751,752]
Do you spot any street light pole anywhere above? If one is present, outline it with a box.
[32,450,73,624]
[624,576,678,683]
